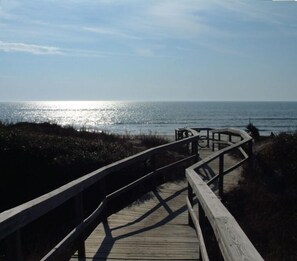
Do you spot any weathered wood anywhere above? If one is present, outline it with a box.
[218,133,221,150]
[239,146,248,159]
[186,169,264,261]
[191,136,251,172]
[223,158,247,176]
[74,193,85,258]
[1,126,254,261]
[188,184,194,227]
[41,200,106,260]
[248,140,254,170]
[74,181,200,261]
[42,151,195,260]
[212,128,250,139]
[107,155,196,201]
[218,154,224,198]
[206,156,246,187]
[186,197,209,261]
[0,135,199,241]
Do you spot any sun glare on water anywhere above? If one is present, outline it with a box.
[24,101,124,131]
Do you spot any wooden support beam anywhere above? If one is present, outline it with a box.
[188,184,194,227]
[186,168,264,261]
[219,154,224,199]
[74,193,85,259]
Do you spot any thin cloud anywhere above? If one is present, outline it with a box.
[146,1,210,38]
[83,27,140,39]
[0,40,144,58]
[0,41,63,55]
[135,48,154,57]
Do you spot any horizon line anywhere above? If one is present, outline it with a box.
[1,100,297,103]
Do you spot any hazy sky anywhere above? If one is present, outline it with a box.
[0,0,296,101]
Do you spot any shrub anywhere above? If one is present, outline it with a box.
[136,133,169,148]
[225,131,297,260]
[0,122,137,211]
[246,123,260,141]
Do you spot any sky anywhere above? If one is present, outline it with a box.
[0,0,296,102]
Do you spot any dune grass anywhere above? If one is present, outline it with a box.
[225,131,297,260]
[0,122,189,260]
[0,122,175,212]
[0,122,142,211]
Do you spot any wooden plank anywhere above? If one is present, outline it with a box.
[41,200,106,260]
[190,137,251,172]
[107,155,196,200]
[211,128,251,139]
[186,197,209,261]
[73,181,200,261]
[0,135,199,240]
[1,127,253,261]
[186,169,264,261]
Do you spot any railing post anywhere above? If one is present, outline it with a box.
[218,133,221,150]
[191,139,199,162]
[5,230,23,261]
[198,202,206,260]
[229,134,232,142]
[175,129,179,141]
[99,179,107,222]
[198,202,205,233]
[212,132,215,151]
[199,197,224,261]
[188,183,194,227]
[219,154,224,199]
[206,129,210,148]
[74,193,86,259]
[248,140,253,170]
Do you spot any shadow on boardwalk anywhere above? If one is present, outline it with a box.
[72,182,199,260]
[71,148,242,260]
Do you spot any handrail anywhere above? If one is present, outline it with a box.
[185,128,264,260]
[0,127,264,261]
[42,154,198,261]
[187,169,263,261]
[0,134,200,260]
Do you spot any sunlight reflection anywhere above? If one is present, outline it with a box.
[22,101,123,131]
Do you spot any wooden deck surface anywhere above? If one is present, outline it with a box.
[198,149,242,193]
[71,148,242,261]
[71,181,199,260]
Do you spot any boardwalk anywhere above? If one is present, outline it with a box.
[198,149,243,193]
[71,182,199,260]
[71,148,242,261]
[0,127,263,261]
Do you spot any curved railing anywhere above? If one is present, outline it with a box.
[0,127,264,261]
[0,135,200,261]
[184,128,264,261]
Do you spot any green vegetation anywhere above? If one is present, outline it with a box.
[225,131,297,260]
[246,122,260,141]
[0,122,175,212]
[0,122,189,260]
[0,122,137,211]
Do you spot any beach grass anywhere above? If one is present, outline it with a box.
[0,122,135,211]
[225,131,297,261]
[0,122,188,260]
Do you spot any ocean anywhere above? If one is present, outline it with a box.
[0,101,296,136]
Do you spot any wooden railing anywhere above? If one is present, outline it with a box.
[0,127,264,261]
[185,128,264,260]
[0,135,200,261]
